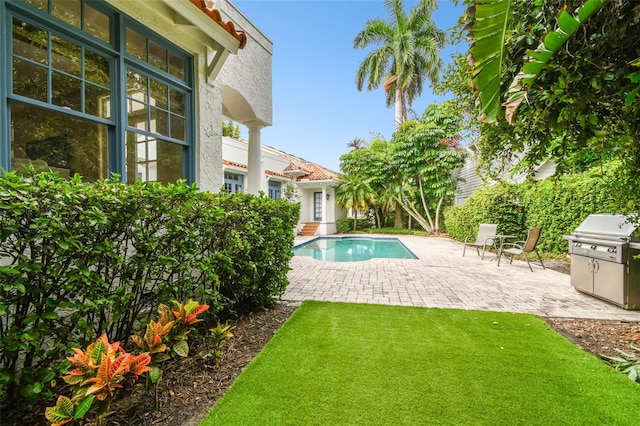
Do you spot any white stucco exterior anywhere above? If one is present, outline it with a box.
[222,137,346,235]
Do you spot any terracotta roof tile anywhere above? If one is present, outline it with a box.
[189,0,247,49]
[223,160,290,179]
[223,159,247,169]
[280,155,339,182]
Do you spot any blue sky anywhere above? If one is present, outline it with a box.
[232,0,466,172]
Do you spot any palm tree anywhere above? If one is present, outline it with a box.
[346,137,366,151]
[335,174,377,229]
[354,0,446,127]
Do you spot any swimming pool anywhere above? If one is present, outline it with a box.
[292,236,418,262]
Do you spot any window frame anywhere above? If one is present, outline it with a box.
[224,171,244,194]
[268,179,282,200]
[2,0,195,183]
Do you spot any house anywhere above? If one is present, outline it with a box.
[454,145,557,205]
[222,137,346,236]
[1,0,270,194]
[222,136,346,236]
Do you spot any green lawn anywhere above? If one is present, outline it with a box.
[202,301,640,425]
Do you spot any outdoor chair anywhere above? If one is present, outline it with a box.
[462,224,498,259]
[502,226,545,272]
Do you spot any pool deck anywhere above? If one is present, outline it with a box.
[284,234,640,321]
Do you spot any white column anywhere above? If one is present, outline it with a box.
[246,122,263,195]
[321,187,327,222]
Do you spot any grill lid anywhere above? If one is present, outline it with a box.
[572,213,637,240]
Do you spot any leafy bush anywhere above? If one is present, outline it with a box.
[444,182,524,241]
[44,334,151,425]
[444,167,620,254]
[520,170,615,252]
[336,219,353,233]
[0,171,299,404]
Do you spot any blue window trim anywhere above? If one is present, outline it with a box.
[2,0,195,183]
[0,0,10,170]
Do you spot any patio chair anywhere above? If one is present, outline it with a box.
[502,226,545,272]
[462,223,498,259]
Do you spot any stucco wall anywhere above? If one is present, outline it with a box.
[216,0,273,126]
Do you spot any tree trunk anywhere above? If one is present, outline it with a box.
[353,208,358,230]
[394,201,403,228]
[394,88,407,127]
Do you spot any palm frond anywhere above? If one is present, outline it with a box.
[468,0,511,123]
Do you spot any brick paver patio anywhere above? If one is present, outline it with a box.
[284,234,640,321]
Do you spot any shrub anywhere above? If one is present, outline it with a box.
[444,182,524,242]
[336,219,354,233]
[44,334,151,425]
[444,166,621,254]
[0,171,299,404]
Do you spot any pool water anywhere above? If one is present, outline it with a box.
[292,237,418,262]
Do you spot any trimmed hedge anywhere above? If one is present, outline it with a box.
[0,171,299,402]
[444,168,618,253]
[443,182,524,242]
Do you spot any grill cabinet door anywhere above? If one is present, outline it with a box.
[593,259,625,305]
[570,255,594,294]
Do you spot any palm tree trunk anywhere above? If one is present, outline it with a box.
[394,88,407,127]
[394,201,403,228]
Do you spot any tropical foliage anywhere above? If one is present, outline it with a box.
[335,173,377,228]
[387,103,466,234]
[338,102,466,235]
[354,0,446,126]
[441,0,640,187]
[44,334,151,425]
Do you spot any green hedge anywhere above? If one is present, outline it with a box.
[0,171,299,402]
[443,182,524,242]
[444,169,618,253]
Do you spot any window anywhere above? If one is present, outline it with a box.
[4,0,193,183]
[224,172,244,194]
[268,180,282,200]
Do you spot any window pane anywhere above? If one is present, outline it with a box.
[169,89,184,115]
[150,79,168,109]
[52,0,81,28]
[22,0,48,12]
[148,40,167,72]
[126,28,147,61]
[13,58,48,101]
[128,100,148,131]
[12,18,48,64]
[127,70,147,99]
[170,114,185,141]
[84,4,110,43]
[51,34,81,76]
[169,53,185,80]
[150,107,168,136]
[11,102,108,181]
[85,49,110,87]
[126,133,183,183]
[85,83,110,118]
[52,71,81,110]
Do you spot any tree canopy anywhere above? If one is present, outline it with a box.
[338,102,466,234]
[440,0,640,181]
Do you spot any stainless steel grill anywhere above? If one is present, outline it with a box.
[564,214,640,309]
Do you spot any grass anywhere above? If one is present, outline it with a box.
[202,301,640,425]
[358,227,429,236]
